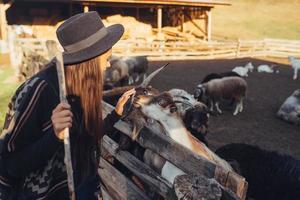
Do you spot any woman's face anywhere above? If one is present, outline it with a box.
[100,49,112,72]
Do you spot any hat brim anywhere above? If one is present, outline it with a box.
[63,24,124,65]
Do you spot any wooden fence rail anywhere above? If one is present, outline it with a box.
[112,38,300,60]
[10,38,300,64]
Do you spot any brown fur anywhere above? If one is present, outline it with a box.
[205,77,247,102]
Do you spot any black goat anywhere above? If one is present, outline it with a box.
[183,107,209,146]
[215,143,300,200]
[201,71,241,84]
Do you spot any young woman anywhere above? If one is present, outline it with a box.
[0,11,134,199]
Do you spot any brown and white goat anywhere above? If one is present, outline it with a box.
[131,92,232,183]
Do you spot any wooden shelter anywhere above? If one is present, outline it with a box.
[0,0,231,41]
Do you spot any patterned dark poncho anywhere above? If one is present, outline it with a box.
[0,60,120,200]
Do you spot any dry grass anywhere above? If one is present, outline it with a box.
[212,0,300,40]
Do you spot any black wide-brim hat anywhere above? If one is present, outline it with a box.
[56,11,124,65]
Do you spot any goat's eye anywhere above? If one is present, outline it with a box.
[143,90,148,95]
[158,99,165,106]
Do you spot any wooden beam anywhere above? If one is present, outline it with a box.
[205,8,212,41]
[99,157,151,200]
[0,3,11,41]
[71,0,232,7]
[83,5,89,12]
[102,102,248,199]
[102,135,172,198]
[157,6,162,37]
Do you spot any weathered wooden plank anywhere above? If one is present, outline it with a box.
[103,102,215,177]
[102,102,247,199]
[99,157,151,200]
[100,185,114,200]
[102,135,172,198]
[72,0,232,7]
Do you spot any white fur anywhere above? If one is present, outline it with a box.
[168,89,206,116]
[277,89,300,125]
[232,62,255,77]
[232,66,249,77]
[257,65,274,73]
[245,62,254,72]
[142,104,193,149]
[141,101,232,171]
[161,161,185,183]
[288,56,300,80]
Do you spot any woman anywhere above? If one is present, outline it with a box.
[0,11,134,199]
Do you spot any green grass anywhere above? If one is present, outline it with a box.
[212,0,300,40]
[0,66,20,132]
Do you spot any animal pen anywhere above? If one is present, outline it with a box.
[100,101,248,200]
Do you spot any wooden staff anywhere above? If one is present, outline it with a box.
[56,52,76,200]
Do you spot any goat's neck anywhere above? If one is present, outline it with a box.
[159,115,193,149]
[158,114,233,172]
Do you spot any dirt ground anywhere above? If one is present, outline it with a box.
[148,58,300,159]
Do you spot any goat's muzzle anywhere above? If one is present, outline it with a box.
[170,105,178,113]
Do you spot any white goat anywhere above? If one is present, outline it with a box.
[245,62,255,72]
[257,64,279,73]
[277,89,300,125]
[232,62,254,77]
[288,56,300,80]
[232,66,249,77]
[257,64,273,73]
[194,77,247,115]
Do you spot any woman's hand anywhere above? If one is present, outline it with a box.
[51,102,73,140]
[115,89,136,116]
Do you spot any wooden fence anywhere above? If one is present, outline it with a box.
[10,38,300,66]
[112,38,300,60]
[100,101,248,200]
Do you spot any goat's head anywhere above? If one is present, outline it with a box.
[184,105,210,137]
[122,63,169,140]
[194,85,205,101]
[293,89,300,98]
[133,92,178,121]
[104,68,120,84]
[123,91,174,141]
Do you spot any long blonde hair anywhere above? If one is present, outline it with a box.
[65,55,105,184]
[65,56,104,140]
[65,56,103,139]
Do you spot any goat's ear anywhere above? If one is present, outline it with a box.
[131,121,145,141]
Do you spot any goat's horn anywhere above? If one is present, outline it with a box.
[139,63,169,87]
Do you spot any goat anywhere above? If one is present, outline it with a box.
[216,143,300,200]
[199,71,241,107]
[201,71,241,84]
[119,65,232,184]
[194,77,247,115]
[104,56,149,89]
[277,89,300,125]
[132,92,233,174]
[288,56,300,80]
[168,89,210,145]
[104,56,130,88]
[232,62,254,77]
[257,64,279,73]
[123,56,148,83]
